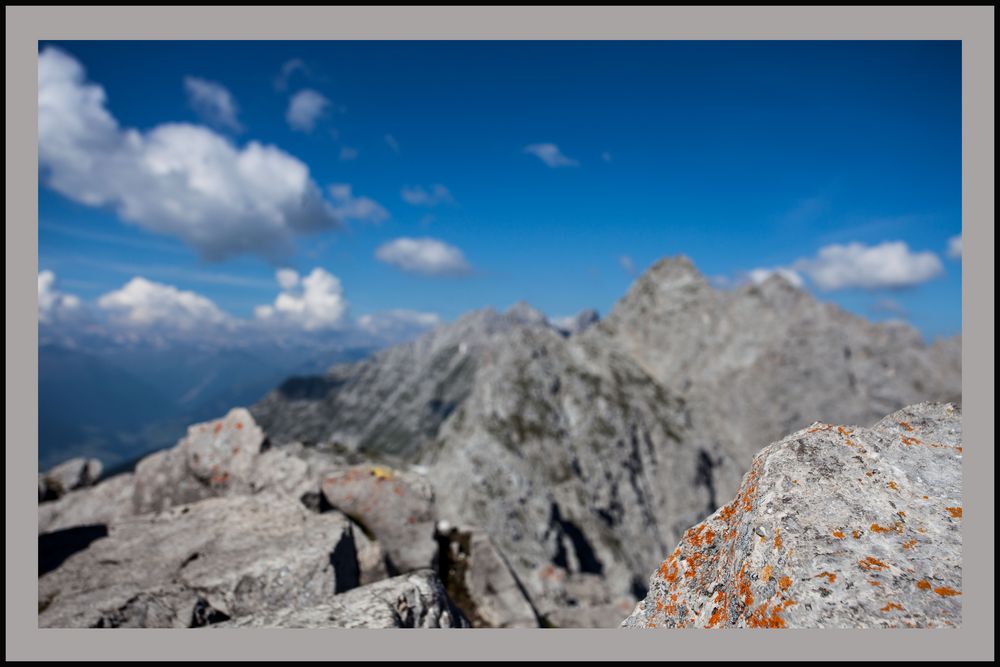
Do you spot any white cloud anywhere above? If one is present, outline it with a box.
[746,267,805,289]
[38,46,339,262]
[947,234,962,260]
[375,237,471,276]
[254,267,348,331]
[339,146,359,161]
[401,184,454,207]
[523,143,578,167]
[38,270,82,325]
[793,241,944,290]
[183,76,243,132]
[384,134,400,154]
[97,277,233,334]
[286,89,330,132]
[328,184,390,224]
[357,309,442,340]
[619,255,636,275]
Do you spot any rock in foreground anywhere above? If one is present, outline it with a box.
[38,457,102,501]
[216,570,468,628]
[623,402,962,629]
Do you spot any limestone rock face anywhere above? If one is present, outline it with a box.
[622,402,962,629]
[593,257,963,495]
[38,457,102,501]
[320,464,438,574]
[38,494,359,628]
[217,570,468,628]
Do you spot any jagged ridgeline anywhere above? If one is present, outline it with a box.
[249,256,960,626]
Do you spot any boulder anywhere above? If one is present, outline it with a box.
[39,493,359,628]
[216,570,468,628]
[622,402,962,629]
[38,457,102,501]
[321,464,438,573]
[38,472,135,534]
[132,408,265,514]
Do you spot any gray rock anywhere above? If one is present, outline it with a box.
[437,524,539,628]
[320,464,438,573]
[593,257,962,496]
[553,308,601,336]
[38,472,135,534]
[622,402,962,629]
[132,408,265,514]
[215,570,468,628]
[39,457,102,501]
[39,493,359,628]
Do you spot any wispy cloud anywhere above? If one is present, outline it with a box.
[384,134,400,154]
[184,76,243,132]
[401,184,454,207]
[523,143,578,167]
[328,184,390,224]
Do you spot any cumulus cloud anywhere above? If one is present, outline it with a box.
[184,76,243,132]
[375,237,471,276]
[254,267,348,332]
[523,143,578,167]
[947,234,962,260]
[793,241,944,290]
[97,277,233,335]
[38,270,82,325]
[328,184,390,224]
[286,89,330,132]
[400,184,454,207]
[38,46,339,262]
[746,267,805,289]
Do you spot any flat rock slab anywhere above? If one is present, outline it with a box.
[321,464,438,573]
[39,472,135,535]
[39,457,102,501]
[623,402,962,629]
[216,570,468,628]
[39,493,358,628]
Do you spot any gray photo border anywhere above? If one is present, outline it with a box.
[6,6,994,662]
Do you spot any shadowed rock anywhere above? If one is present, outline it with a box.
[38,493,359,628]
[622,402,962,629]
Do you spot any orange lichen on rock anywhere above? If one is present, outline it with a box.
[859,556,889,572]
[902,539,918,550]
[816,571,837,584]
[945,507,963,519]
[832,530,845,539]
[774,528,783,550]
[706,590,728,628]
[213,422,223,434]
[881,602,904,613]
[869,580,882,586]
[745,598,795,629]
[916,580,932,591]
[852,530,863,539]
[933,586,961,597]
[901,436,921,446]
[869,521,904,535]
[761,564,773,582]
[778,576,792,591]
[898,421,914,432]
[886,481,898,491]
[837,426,854,437]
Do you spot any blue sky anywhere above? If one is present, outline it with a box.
[38,40,962,344]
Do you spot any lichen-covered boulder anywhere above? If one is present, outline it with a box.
[38,457,103,501]
[132,408,266,514]
[623,402,962,629]
[39,493,359,628]
[321,464,438,573]
[216,570,468,628]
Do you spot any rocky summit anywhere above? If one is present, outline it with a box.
[622,402,962,629]
[38,256,962,629]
